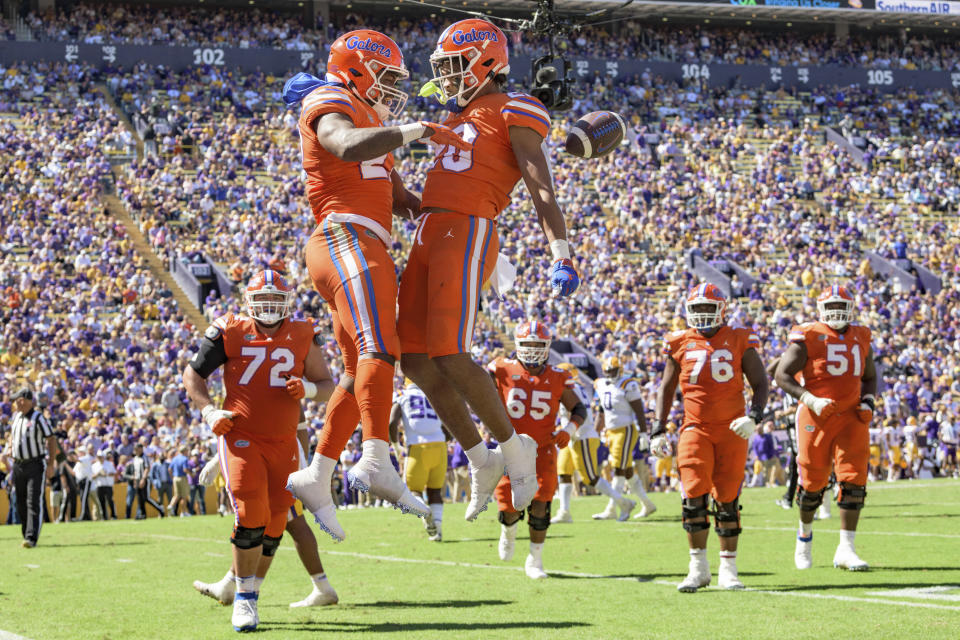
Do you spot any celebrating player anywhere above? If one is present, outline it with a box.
[283,30,470,540]
[592,357,656,520]
[488,321,587,579]
[552,362,636,523]
[397,19,581,522]
[193,416,338,609]
[775,285,877,571]
[182,270,336,631]
[651,284,768,592]
[389,380,448,541]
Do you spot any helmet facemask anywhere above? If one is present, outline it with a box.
[359,57,409,119]
[685,301,725,331]
[246,290,293,326]
[429,49,495,109]
[516,338,550,368]
[818,299,853,330]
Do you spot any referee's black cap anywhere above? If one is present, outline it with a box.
[11,388,34,401]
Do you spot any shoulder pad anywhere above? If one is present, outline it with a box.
[204,325,222,341]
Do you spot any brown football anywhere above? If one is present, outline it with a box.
[564,110,626,159]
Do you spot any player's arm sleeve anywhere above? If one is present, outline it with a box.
[501,93,551,138]
[624,380,643,402]
[189,326,228,379]
[787,325,807,344]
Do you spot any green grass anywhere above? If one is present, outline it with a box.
[2,479,960,640]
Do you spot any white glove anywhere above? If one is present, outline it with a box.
[202,405,236,435]
[199,453,221,486]
[729,416,758,440]
[636,433,650,452]
[650,435,671,459]
[799,391,837,417]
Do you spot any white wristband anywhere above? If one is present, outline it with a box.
[549,239,571,261]
[201,404,215,420]
[399,122,428,145]
[302,380,318,399]
[562,422,577,436]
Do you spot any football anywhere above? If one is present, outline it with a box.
[564,110,626,158]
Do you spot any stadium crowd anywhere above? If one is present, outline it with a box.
[3,9,960,524]
[17,3,960,72]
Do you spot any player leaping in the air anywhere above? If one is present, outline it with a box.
[651,284,768,592]
[488,321,586,579]
[283,30,471,541]
[397,18,581,523]
[182,270,336,632]
[775,285,877,572]
[552,362,637,524]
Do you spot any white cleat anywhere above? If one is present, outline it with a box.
[347,456,430,519]
[632,501,658,519]
[231,593,258,632]
[464,447,505,522]
[286,468,345,542]
[833,546,869,571]
[193,579,235,605]
[617,498,637,522]
[816,502,832,520]
[677,555,711,593]
[718,564,745,590]
[550,510,573,524]
[795,532,813,570]
[498,524,517,561]
[504,434,539,512]
[428,526,443,542]
[592,504,617,520]
[524,554,548,579]
[290,584,339,608]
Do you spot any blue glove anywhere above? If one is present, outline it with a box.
[550,259,580,297]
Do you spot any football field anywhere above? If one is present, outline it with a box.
[2,480,959,640]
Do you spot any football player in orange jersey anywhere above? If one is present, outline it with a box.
[397,18,579,524]
[775,285,877,571]
[283,30,470,540]
[652,284,768,592]
[487,321,587,579]
[182,270,336,632]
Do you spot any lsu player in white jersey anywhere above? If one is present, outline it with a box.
[553,363,636,523]
[390,380,447,541]
[593,357,657,519]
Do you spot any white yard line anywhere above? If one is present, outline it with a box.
[119,532,960,612]
[0,630,32,640]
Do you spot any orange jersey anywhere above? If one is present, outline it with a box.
[788,321,872,412]
[298,83,395,229]
[211,313,321,441]
[420,92,550,220]
[664,325,761,427]
[487,357,574,444]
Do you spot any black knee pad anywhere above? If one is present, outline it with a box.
[231,526,265,549]
[713,499,742,537]
[681,495,711,533]
[797,487,825,512]
[837,482,867,510]
[499,510,524,526]
[528,502,551,531]
[261,534,282,557]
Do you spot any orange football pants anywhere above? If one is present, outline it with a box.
[677,423,747,503]
[795,405,869,491]
[219,434,297,538]
[495,443,557,512]
[306,219,398,448]
[398,212,499,357]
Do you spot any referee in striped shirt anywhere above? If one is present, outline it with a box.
[6,389,57,548]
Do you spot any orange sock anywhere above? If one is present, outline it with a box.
[355,358,394,442]
[315,385,360,459]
